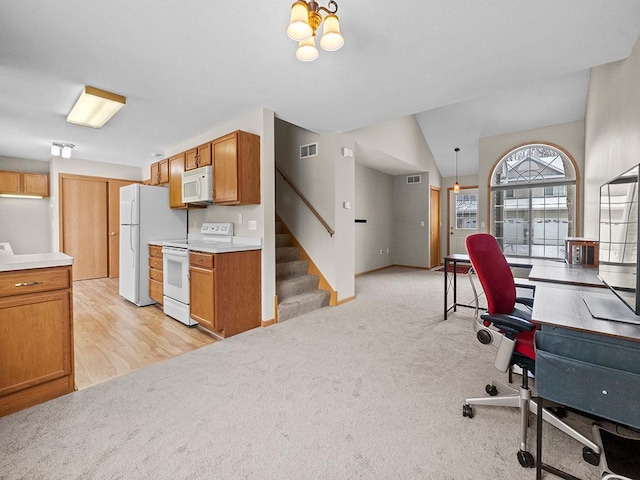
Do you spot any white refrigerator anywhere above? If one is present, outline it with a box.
[119,184,187,306]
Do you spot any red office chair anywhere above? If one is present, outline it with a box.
[462,233,599,468]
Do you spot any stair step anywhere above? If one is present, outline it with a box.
[276,246,299,263]
[276,260,309,278]
[276,273,320,300]
[277,289,331,322]
[275,233,291,248]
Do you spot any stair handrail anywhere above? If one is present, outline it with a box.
[275,162,335,237]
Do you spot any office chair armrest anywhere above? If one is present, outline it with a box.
[480,312,536,337]
[515,297,534,308]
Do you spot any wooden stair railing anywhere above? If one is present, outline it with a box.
[275,163,335,237]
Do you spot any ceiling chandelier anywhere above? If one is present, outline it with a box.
[287,1,344,62]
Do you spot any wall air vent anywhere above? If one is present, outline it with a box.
[300,142,318,159]
[407,175,422,184]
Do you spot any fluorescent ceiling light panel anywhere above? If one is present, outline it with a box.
[67,86,126,128]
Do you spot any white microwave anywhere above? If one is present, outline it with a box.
[182,166,213,203]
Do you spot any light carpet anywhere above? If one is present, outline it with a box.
[0,267,600,479]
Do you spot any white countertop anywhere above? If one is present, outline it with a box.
[0,252,74,272]
[157,236,262,254]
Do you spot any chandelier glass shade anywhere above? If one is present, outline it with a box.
[287,1,344,61]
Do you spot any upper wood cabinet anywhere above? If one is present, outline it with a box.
[150,159,169,186]
[212,131,260,205]
[0,171,49,197]
[169,153,187,209]
[185,142,212,171]
[150,162,159,185]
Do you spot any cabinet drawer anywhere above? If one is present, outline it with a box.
[149,245,163,258]
[0,267,70,298]
[149,268,163,282]
[190,251,214,269]
[149,256,163,270]
[149,279,163,304]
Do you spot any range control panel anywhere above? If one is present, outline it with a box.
[200,222,234,236]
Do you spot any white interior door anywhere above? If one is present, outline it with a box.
[449,188,479,254]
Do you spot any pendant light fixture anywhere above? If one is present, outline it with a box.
[454,147,461,193]
[287,1,344,62]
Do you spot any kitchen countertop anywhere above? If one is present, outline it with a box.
[153,236,262,254]
[0,252,74,272]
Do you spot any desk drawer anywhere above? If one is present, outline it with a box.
[535,329,640,429]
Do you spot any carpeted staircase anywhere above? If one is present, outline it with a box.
[276,221,331,322]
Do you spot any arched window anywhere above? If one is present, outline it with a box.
[490,143,577,259]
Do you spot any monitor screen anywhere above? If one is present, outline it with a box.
[598,164,640,315]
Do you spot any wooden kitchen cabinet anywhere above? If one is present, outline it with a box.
[148,244,164,305]
[0,265,74,417]
[212,131,260,205]
[150,160,169,186]
[22,173,49,196]
[169,153,187,209]
[185,142,212,171]
[189,249,261,337]
[150,162,159,185]
[0,170,49,197]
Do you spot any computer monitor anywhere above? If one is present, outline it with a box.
[597,164,640,316]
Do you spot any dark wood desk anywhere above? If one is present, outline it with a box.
[442,255,600,320]
[442,254,536,319]
[532,285,640,480]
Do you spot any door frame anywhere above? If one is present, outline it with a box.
[446,184,480,255]
[429,186,441,268]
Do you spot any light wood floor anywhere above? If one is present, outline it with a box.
[73,278,217,389]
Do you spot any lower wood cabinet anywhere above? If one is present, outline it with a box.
[0,265,74,417]
[148,245,164,305]
[189,249,261,338]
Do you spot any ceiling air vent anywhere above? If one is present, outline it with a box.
[407,174,422,184]
[300,142,318,159]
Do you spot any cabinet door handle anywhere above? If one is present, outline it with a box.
[15,281,43,287]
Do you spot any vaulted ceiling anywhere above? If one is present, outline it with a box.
[1,1,639,178]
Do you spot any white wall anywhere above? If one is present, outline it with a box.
[0,157,51,254]
[49,157,142,252]
[354,164,394,273]
[584,37,640,237]
[164,108,276,322]
[347,115,442,187]
[392,173,430,267]
[477,121,586,237]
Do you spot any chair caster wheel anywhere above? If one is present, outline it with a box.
[517,450,535,468]
[582,447,600,466]
[462,404,474,418]
[485,384,498,396]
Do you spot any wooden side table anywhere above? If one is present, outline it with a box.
[564,237,599,267]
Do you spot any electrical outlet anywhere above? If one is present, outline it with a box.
[248,220,257,231]
[386,248,390,253]
[238,213,243,224]
[379,249,384,255]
